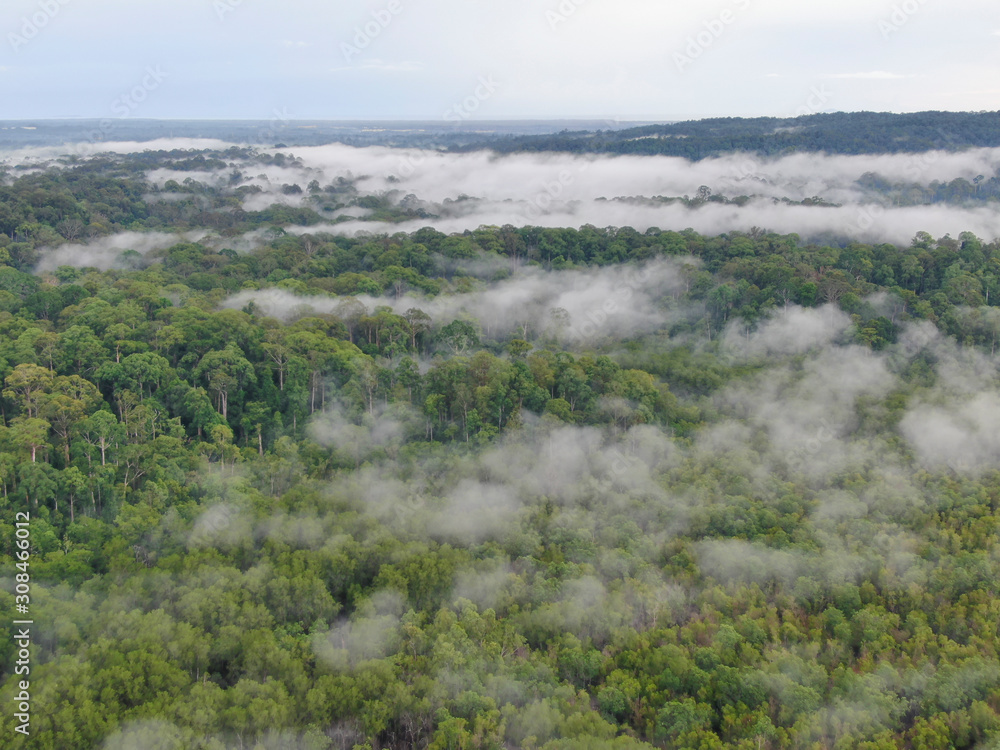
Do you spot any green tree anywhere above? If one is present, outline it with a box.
[194,344,256,419]
[4,362,54,417]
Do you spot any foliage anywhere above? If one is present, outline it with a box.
[3,152,1000,749]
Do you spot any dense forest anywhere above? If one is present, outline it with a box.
[4,111,999,159]
[4,150,1000,749]
[457,111,1000,161]
[0,120,648,153]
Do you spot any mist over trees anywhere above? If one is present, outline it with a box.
[3,143,1000,749]
[11,137,1000,257]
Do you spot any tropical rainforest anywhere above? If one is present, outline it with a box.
[1,141,1000,750]
[457,111,1000,160]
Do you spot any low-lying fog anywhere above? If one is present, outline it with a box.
[5,139,1000,272]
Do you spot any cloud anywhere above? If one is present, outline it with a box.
[826,71,909,80]
[222,257,692,345]
[452,560,524,612]
[430,480,524,545]
[312,591,405,670]
[101,719,345,750]
[900,392,1000,476]
[303,201,1000,249]
[100,719,189,750]
[309,402,422,465]
[712,343,897,483]
[188,502,255,551]
[303,407,681,579]
[209,142,1000,207]
[0,138,233,164]
[522,575,627,644]
[722,305,853,358]
[34,230,208,273]
[11,141,1000,251]
[264,143,1000,245]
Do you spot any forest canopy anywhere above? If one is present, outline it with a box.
[2,146,1000,749]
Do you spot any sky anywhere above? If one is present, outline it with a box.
[1,0,998,121]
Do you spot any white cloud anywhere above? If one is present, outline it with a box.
[222,258,691,345]
[826,71,909,80]
[35,230,209,273]
[722,305,853,358]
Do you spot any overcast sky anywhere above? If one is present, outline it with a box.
[1,0,998,121]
